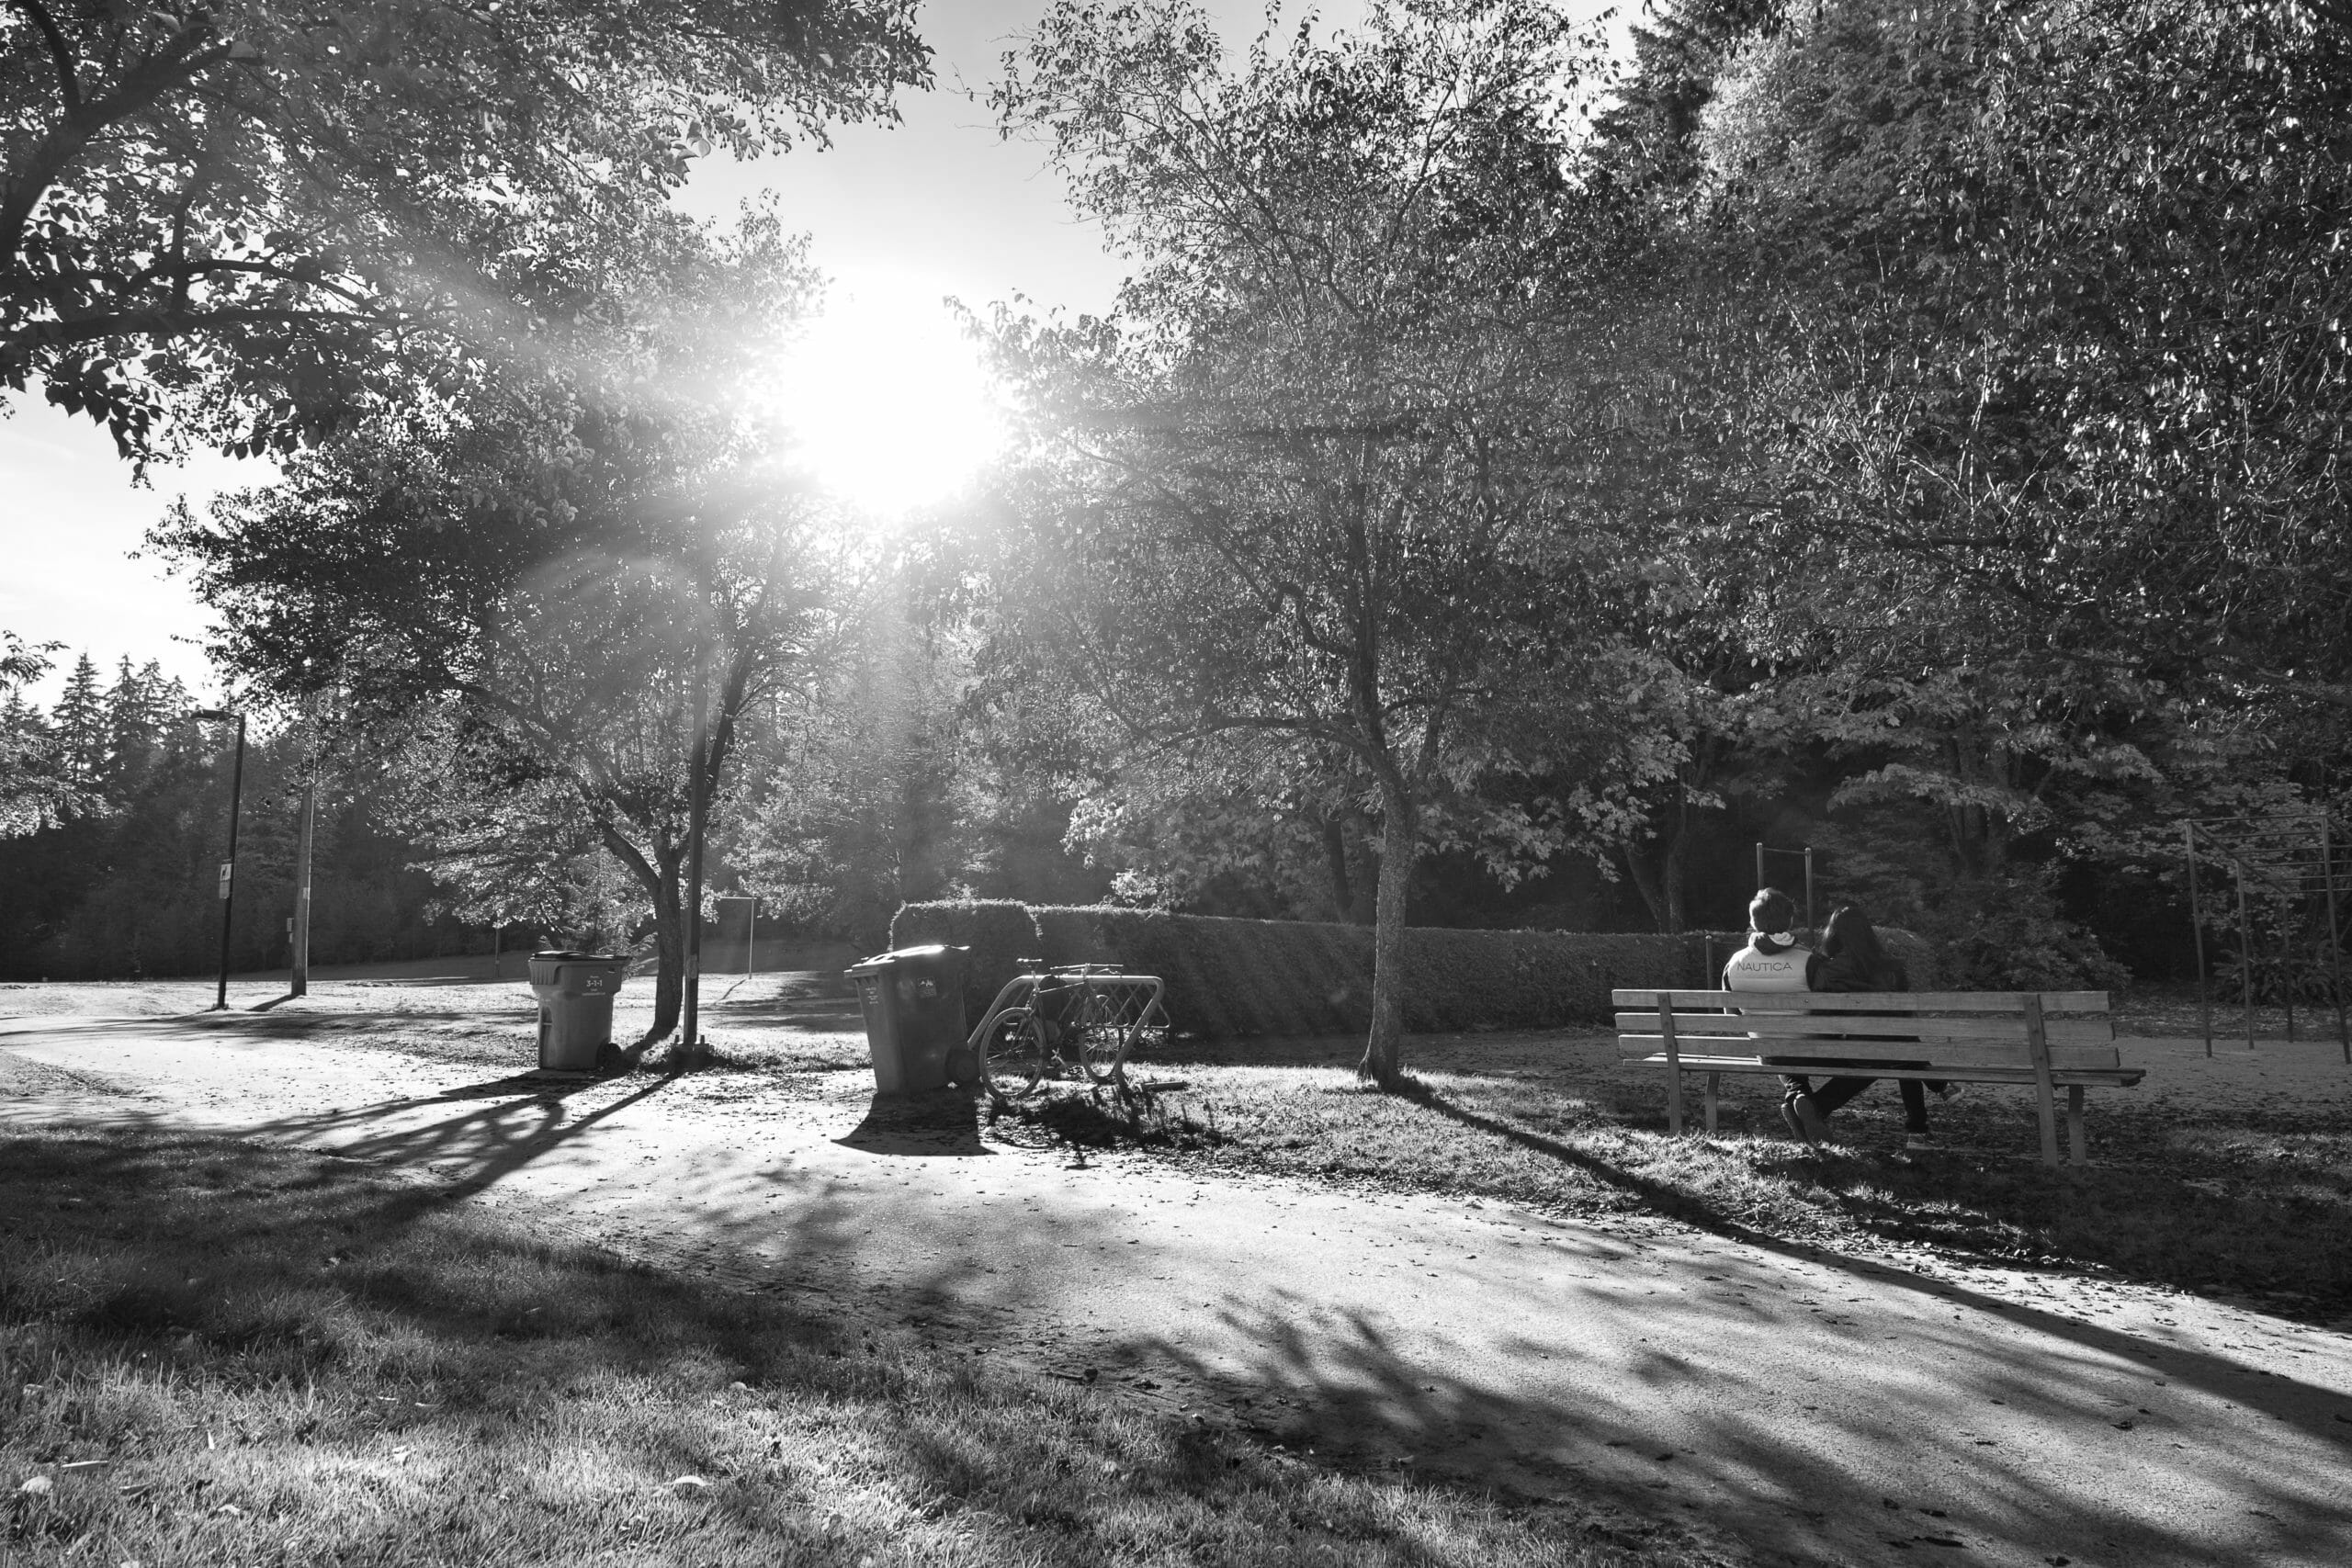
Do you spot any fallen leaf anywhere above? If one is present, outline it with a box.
[17,1475,52,1497]
[669,1475,709,1490]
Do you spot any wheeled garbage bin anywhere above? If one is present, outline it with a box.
[846,944,971,1093]
[527,951,632,1072]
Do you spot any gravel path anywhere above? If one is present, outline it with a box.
[5,993,2350,1568]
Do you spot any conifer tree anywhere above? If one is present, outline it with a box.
[49,653,107,792]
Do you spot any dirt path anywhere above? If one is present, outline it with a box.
[5,1005,2350,1568]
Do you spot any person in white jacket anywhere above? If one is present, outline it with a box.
[1721,887,1828,1145]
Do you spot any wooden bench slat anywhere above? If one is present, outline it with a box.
[1611,988,2110,1014]
[1616,1036,2124,1071]
[1624,1054,2144,1088]
[1611,1012,2116,1047]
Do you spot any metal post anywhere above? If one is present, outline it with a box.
[1804,845,1815,934]
[492,922,502,981]
[682,631,710,1057]
[2237,863,2255,1051]
[2185,822,2211,1056]
[2325,815,2347,1065]
[207,712,246,1010]
[289,768,315,997]
[746,897,756,980]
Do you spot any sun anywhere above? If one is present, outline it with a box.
[758,279,1007,519]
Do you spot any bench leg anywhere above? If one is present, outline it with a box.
[1703,1072,1720,1136]
[2066,1085,2086,1165]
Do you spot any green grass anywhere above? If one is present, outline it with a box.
[1009,1038,2352,1322]
[1,1124,1737,1568]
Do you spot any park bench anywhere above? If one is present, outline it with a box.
[1611,987,2143,1167]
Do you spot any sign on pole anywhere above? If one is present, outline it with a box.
[217,862,233,900]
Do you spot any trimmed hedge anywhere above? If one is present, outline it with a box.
[888,902,1939,1040]
[885,899,1041,1015]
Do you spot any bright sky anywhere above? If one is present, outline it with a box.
[0,0,1617,704]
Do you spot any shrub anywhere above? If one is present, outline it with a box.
[2215,934,2348,1008]
[1032,904,1117,966]
[888,901,1044,1015]
[1035,907,1372,1038]
[1917,877,2124,992]
[888,903,1949,1039]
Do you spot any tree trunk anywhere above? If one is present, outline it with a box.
[1320,815,1366,924]
[645,869,684,1045]
[1627,774,1693,933]
[1356,787,1419,1089]
[1343,813,1379,926]
[1624,843,1669,931]
[1662,815,1690,934]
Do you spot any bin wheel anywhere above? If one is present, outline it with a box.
[982,1009,1047,1100]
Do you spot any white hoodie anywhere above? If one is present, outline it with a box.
[1723,933,1815,994]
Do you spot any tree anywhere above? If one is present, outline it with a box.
[1561,0,2352,973]
[0,632,87,836]
[1674,0,2352,716]
[46,650,106,785]
[156,215,845,1043]
[729,566,975,948]
[2,0,929,458]
[989,0,1664,1086]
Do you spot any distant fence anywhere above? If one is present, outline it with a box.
[888,901,1938,1039]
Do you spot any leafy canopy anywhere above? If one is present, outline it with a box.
[2,0,928,458]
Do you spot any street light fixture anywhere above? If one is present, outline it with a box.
[191,707,245,1010]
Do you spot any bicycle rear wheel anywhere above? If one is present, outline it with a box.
[1074,991,1127,1086]
[981,1008,1048,1099]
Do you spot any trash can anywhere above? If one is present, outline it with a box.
[527,951,632,1072]
[846,944,971,1093]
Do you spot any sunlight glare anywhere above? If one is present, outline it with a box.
[759,281,1006,519]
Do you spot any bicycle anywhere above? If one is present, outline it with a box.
[971,963,1169,1099]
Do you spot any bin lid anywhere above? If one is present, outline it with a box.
[846,942,967,975]
[532,950,627,964]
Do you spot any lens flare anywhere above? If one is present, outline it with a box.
[757,280,1006,519]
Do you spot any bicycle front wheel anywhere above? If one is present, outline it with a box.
[981,1008,1048,1099]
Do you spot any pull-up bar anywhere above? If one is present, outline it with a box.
[1754,843,1815,934]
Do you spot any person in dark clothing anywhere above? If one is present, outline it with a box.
[1777,905,1959,1149]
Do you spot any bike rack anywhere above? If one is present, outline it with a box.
[968,966,1169,1091]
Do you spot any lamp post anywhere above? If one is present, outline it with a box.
[192,707,245,1010]
[680,631,711,1059]
[289,716,318,997]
